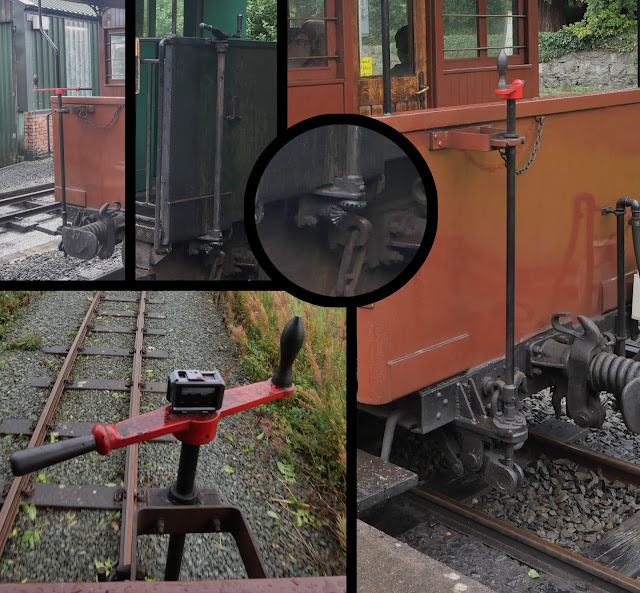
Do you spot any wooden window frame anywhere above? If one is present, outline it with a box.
[287,0,340,82]
[104,27,125,87]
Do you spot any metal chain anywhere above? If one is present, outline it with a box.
[499,115,545,175]
[77,104,123,130]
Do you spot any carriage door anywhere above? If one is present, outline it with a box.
[357,0,427,114]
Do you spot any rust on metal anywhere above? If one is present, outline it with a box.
[0,576,347,592]
[0,482,119,510]
[131,506,268,579]
[413,486,640,593]
[0,292,103,556]
[526,429,640,486]
[43,345,169,359]
[119,291,147,574]
[429,126,524,151]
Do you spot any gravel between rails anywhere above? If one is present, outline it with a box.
[0,291,344,583]
[0,160,54,195]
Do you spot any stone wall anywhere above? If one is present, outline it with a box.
[23,111,53,160]
[540,50,637,90]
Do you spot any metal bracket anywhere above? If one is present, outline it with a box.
[429,127,525,152]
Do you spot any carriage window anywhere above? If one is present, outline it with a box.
[106,30,125,82]
[444,0,521,59]
[288,0,328,68]
[358,0,413,77]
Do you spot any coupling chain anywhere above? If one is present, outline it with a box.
[499,115,545,175]
[77,104,123,130]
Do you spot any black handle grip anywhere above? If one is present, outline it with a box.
[271,316,305,387]
[10,434,97,477]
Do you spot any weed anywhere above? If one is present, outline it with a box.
[20,502,37,521]
[1,333,43,352]
[1,559,13,572]
[35,473,49,484]
[94,557,116,579]
[21,524,41,549]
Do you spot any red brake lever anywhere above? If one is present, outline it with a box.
[10,316,305,476]
[93,380,294,453]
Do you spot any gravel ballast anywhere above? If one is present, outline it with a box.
[0,291,344,582]
[0,159,53,195]
[0,245,123,281]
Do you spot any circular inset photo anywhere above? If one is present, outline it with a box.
[247,117,437,304]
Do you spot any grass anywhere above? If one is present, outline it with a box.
[540,85,603,95]
[212,291,346,550]
[0,292,36,339]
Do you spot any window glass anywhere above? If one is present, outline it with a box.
[108,34,125,81]
[487,0,519,56]
[443,0,479,59]
[358,0,413,77]
[288,0,328,68]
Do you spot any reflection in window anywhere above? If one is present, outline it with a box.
[487,0,519,56]
[443,0,478,59]
[106,32,125,82]
[358,0,413,77]
[288,0,328,68]
[444,0,521,59]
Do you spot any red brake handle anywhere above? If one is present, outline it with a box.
[494,79,525,100]
[34,87,91,94]
[92,380,295,454]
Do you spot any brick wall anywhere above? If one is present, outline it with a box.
[23,111,53,160]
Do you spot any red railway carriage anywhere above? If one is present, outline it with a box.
[288,0,640,493]
[47,0,125,262]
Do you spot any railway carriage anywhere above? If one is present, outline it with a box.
[134,0,276,280]
[286,0,640,492]
[30,0,126,264]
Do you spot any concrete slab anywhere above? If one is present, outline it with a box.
[358,520,497,593]
[0,237,60,264]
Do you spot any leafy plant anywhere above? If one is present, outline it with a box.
[21,525,40,549]
[1,333,43,352]
[277,461,296,484]
[35,473,50,484]
[20,502,37,521]
[94,557,116,579]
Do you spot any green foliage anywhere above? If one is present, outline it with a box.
[1,333,43,352]
[539,0,637,61]
[216,291,346,494]
[20,502,37,521]
[247,0,276,41]
[0,292,36,339]
[155,0,184,37]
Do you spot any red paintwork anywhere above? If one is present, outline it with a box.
[93,381,295,453]
[50,96,125,211]
[357,90,640,405]
[495,80,525,100]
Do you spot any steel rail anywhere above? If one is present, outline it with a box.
[0,187,55,208]
[0,183,54,202]
[119,291,146,575]
[411,486,640,593]
[0,291,103,557]
[526,428,640,487]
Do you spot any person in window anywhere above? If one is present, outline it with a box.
[390,25,413,75]
[302,20,327,66]
[288,27,325,68]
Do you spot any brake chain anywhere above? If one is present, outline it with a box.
[499,115,545,175]
[77,104,123,130]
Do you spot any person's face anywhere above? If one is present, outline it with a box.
[397,47,410,65]
[289,33,311,59]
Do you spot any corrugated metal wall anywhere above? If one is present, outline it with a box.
[0,22,16,166]
[30,15,98,109]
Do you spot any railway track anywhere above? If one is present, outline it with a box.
[0,184,59,234]
[370,430,640,593]
[0,291,346,590]
[0,291,165,576]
